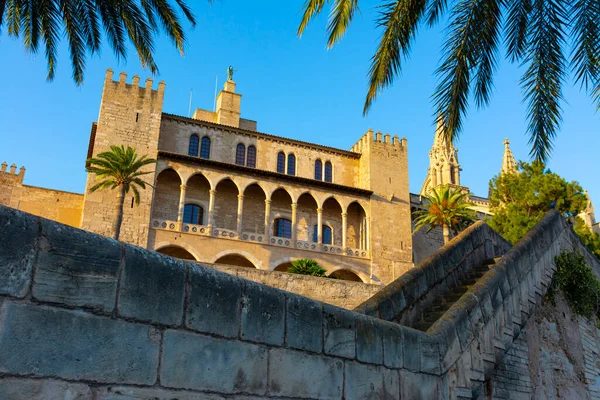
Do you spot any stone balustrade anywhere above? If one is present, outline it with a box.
[152,218,370,259]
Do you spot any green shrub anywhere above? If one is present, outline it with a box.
[549,251,600,319]
[288,259,327,277]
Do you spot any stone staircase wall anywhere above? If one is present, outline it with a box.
[429,210,600,399]
[355,220,512,327]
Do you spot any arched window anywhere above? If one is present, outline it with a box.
[277,152,285,173]
[183,204,204,225]
[315,160,322,181]
[200,137,211,159]
[313,225,333,244]
[235,143,246,165]
[188,135,199,157]
[274,218,292,238]
[324,161,333,183]
[287,154,296,176]
[246,145,257,168]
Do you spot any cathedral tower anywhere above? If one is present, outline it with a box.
[501,138,518,174]
[420,117,464,195]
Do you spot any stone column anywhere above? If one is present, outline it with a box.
[176,184,187,226]
[453,166,460,185]
[431,168,437,187]
[236,195,244,238]
[342,212,348,250]
[317,208,323,244]
[264,199,271,240]
[291,202,298,244]
[207,189,216,233]
[436,167,442,188]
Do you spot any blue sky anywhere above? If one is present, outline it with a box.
[0,1,598,207]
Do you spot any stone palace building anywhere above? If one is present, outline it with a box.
[1,69,597,285]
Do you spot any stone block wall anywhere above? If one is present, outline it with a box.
[0,205,443,399]
[356,220,512,327]
[207,263,382,310]
[3,204,600,399]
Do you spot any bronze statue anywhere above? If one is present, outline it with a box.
[227,66,236,81]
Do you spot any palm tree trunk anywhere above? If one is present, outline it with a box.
[442,224,450,245]
[113,185,126,240]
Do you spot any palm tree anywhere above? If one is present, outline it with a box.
[288,259,328,277]
[1,0,198,84]
[413,185,477,244]
[297,0,600,162]
[86,145,156,240]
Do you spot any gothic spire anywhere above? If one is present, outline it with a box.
[501,138,518,174]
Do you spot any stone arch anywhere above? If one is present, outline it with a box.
[213,178,240,230]
[296,192,319,242]
[155,244,198,261]
[347,201,368,250]
[185,173,211,225]
[214,175,242,193]
[328,268,367,282]
[274,262,294,272]
[242,183,267,234]
[152,169,182,221]
[155,165,185,184]
[270,257,299,271]
[322,196,344,246]
[212,250,262,269]
[271,188,294,238]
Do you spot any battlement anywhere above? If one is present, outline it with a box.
[350,128,407,153]
[0,161,25,183]
[104,68,165,95]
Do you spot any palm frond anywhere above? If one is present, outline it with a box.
[298,0,328,37]
[433,0,504,144]
[505,0,532,62]
[364,0,428,114]
[521,0,567,161]
[426,0,448,26]
[570,0,600,91]
[326,0,359,48]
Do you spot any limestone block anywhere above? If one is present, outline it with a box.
[0,301,159,384]
[95,385,227,399]
[402,327,421,372]
[33,218,121,312]
[420,333,442,375]
[381,320,404,369]
[0,206,38,297]
[0,378,92,400]
[240,281,285,346]
[323,304,356,359]
[285,293,323,353]
[344,362,399,400]
[268,347,343,399]
[186,264,242,338]
[356,315,384,365]
[160,330,267,395]
[118,245,186,326]
[399,369,440,400]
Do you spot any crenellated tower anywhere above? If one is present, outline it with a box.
[80,69,165,246]
[0,162,26,209]
[420,117,464,195]
[352,129,413,282]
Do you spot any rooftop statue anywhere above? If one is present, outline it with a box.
[227,65,236,81]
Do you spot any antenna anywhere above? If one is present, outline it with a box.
[188,89,193,118]
[213,75,218,112]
